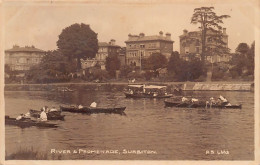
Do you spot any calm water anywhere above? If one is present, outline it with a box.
[5,86,254,160]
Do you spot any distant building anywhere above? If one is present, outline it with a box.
[179,29,230,63]
[125,31,174,67]
[82,39,121,70]
[5,45,45,71]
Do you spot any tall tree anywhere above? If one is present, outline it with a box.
[191,7,230,63]
[57,23,98,70]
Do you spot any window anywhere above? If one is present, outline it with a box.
[185,47,189,54]
[140,44,145,48]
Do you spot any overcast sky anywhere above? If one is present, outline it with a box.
[3,0,256,53]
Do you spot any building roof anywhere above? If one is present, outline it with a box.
[5,46,45,53]
[98,42,120,47]
[179,30,228,38]
[125,35,174,43]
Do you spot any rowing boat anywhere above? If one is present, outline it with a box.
[5,116,58,128]
[60,105,126,114]
[164,100,242,109]
[29,109,65,120]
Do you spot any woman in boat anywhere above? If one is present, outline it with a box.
[90,102,97,108]
[39,109,48,121]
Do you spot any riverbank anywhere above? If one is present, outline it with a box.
[4,81,254,91]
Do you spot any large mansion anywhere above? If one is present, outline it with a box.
[125,31,174,67]
[5,45,46,71]
[179,28,230,63]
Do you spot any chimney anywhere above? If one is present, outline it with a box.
[183,29,188,35]
[110,39,115,45]
[159,31,163,36]
[13,45,19,48]
[139,33,145,37]
[166,33,171,40]
[223,28,226,34]
[128,33,132,40]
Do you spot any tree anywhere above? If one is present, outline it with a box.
[191,7,230,63]
[167,51,182,75]
[235,43,250,54]
[230,42,254,78]
[57,23,98,70]
[143,53,167,71]
[167,51,205,81]
[26,50,77,83]
[105,55,121,78]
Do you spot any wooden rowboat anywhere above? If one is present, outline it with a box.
[5,116,58,128]
[164,100,242,109]
[60,105,126,114]
[29,109,65,120]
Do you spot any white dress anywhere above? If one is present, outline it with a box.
[40,111,48,121]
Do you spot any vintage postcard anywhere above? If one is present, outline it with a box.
[0,0,259,165]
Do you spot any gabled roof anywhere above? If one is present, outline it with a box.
[125,35,173,43]
[5,46,45,53]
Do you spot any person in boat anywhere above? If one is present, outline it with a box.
[39,109,48,121]
[16,113,26,121]
[219,95,230,106]
[191,98,199,103]
[41,106,49,113]
[90,102,97,108]
[78,104,83,109]
[153,92,158,97]
[49,106,59,112]
[181,97,189,103]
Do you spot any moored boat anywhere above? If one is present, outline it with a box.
[164,100,242,109]
[29,109,65,120]
[5,116,58,128]
[124,84,173,98]
[60,105,126,114]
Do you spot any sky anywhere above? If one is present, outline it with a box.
[3,0,257,53]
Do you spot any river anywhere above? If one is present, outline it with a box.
[5,86,254,160]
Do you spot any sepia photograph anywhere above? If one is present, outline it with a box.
[1,0,259,164]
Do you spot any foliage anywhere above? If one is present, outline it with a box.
[211,66,226,80]
[143,53,167,71]
[235,43,250,54]
[105,55,121,78]
[119,65,133,78]
[127,71,144,79]
[25,50,77,83]
[167,51,206,81]
[90,68,109,81]
[57,23,98,70]
[191,7,230,62]
[229,42,254,78]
